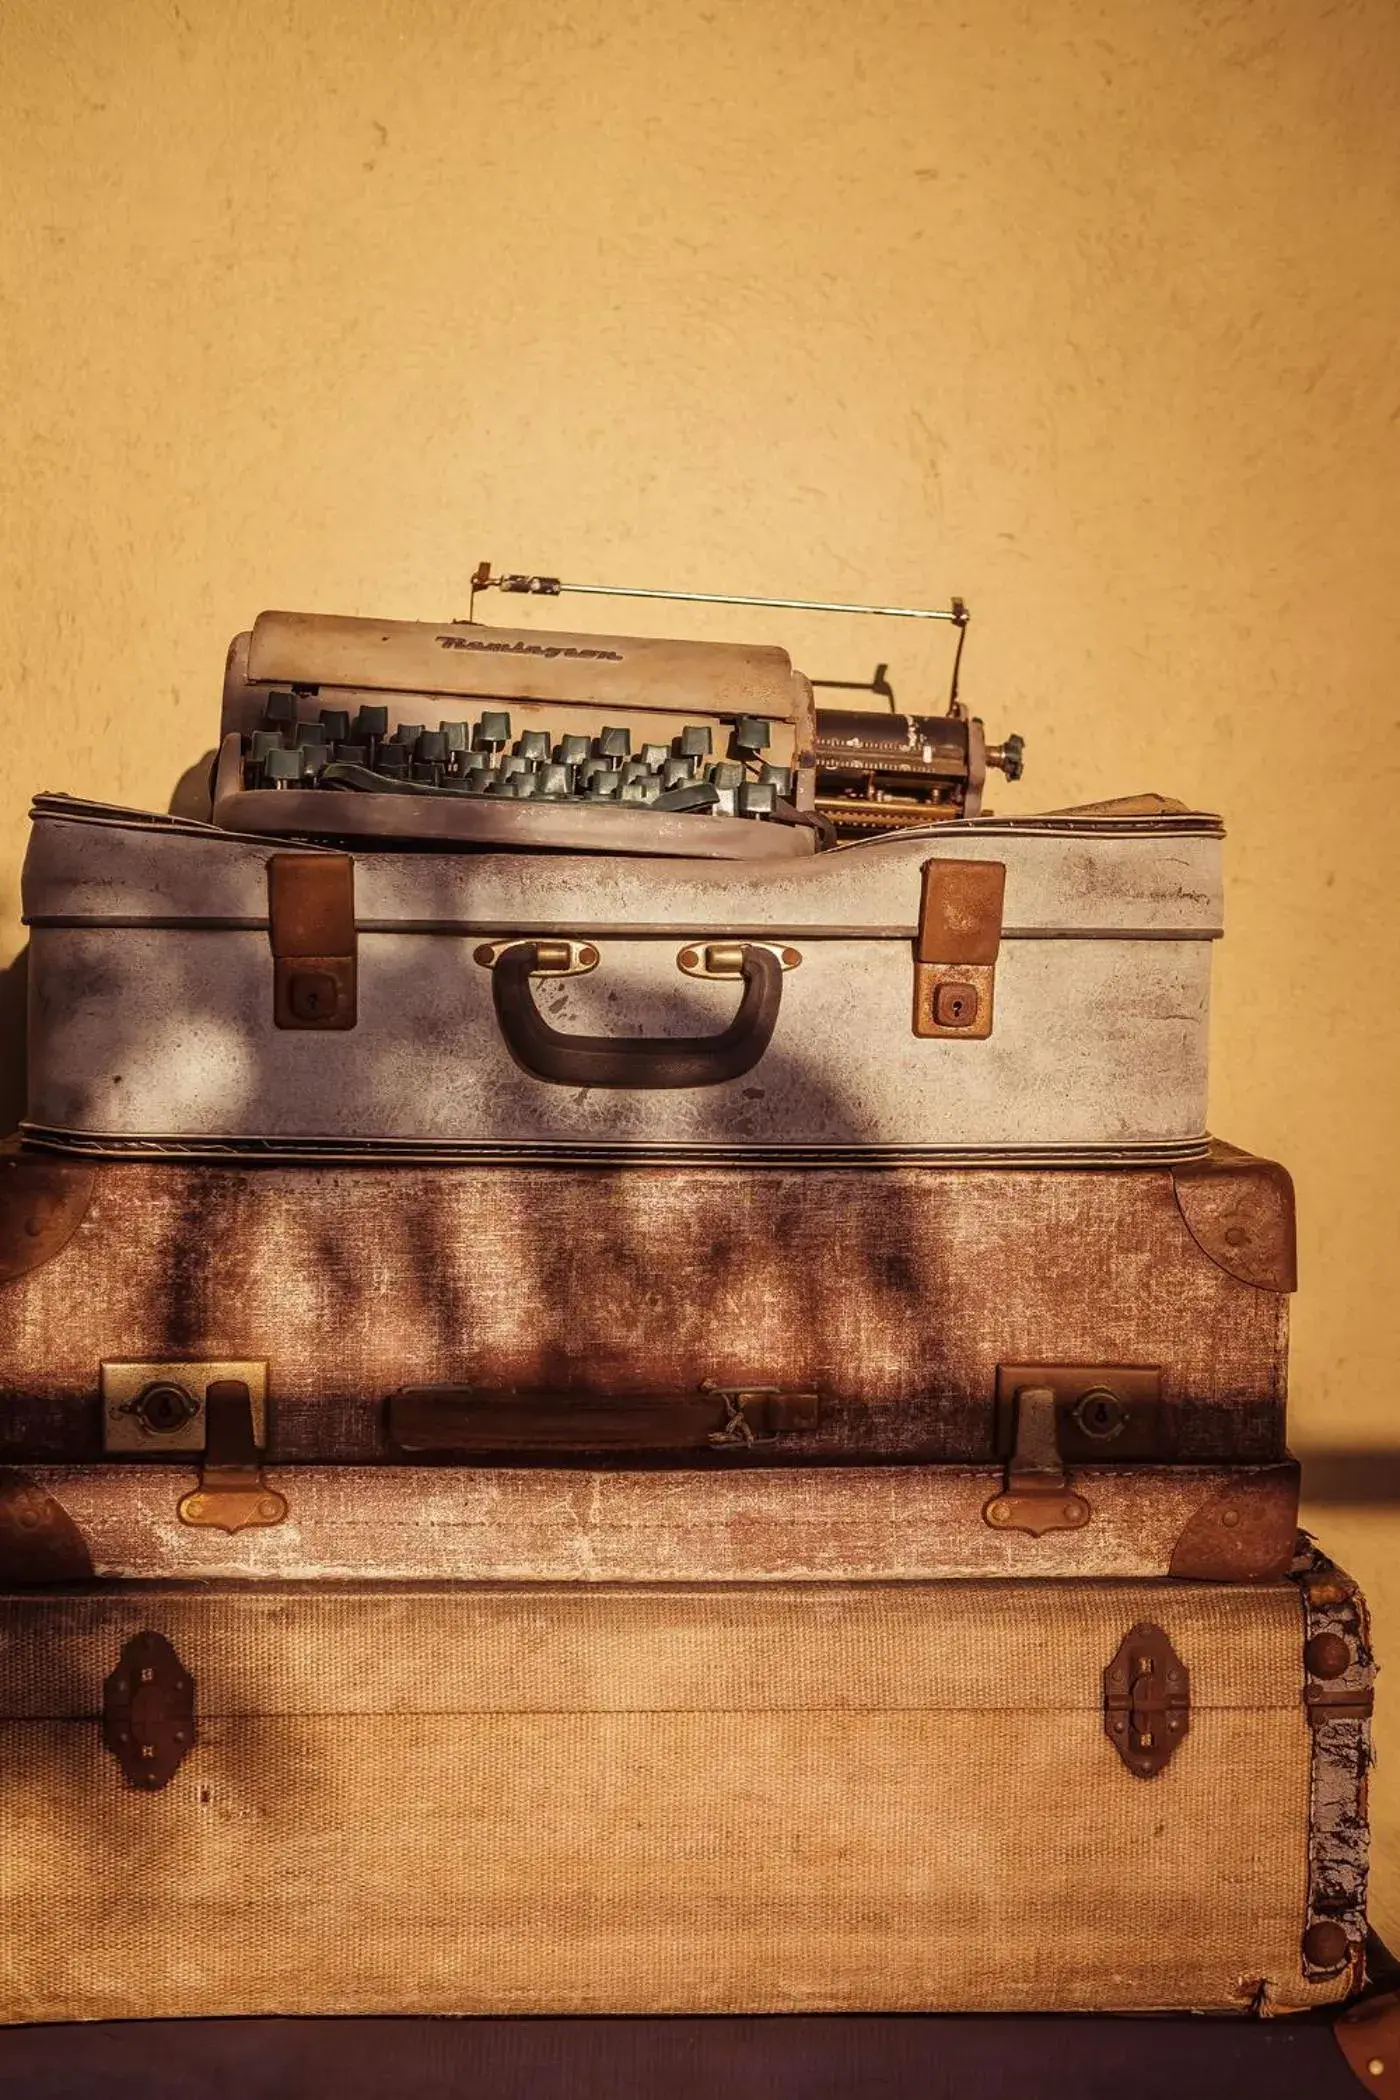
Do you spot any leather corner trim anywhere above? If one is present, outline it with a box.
[1168,1462,1300,1580]
[1335,1985,1400,2095]
[0,1153,95,1284]
[1172,1141,1297,1292]
[0,1470,94,1582]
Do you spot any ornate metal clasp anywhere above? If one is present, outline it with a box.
[102,1631,195,1791]
[1103,1622,1191,1779]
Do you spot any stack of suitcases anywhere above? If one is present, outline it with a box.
[0,599,1375,2026]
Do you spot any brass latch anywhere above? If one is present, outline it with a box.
[912,858,1005,1039]
[101,1359,269,1455]
[1103,1621,1191,1779]
[984,1381,1091,1535]
[984,1364,1165,1537]
[269,852,357,1029]
[102,1630,195,1791]
[178,1379,287,1533]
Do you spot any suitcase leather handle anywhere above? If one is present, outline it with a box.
[388,1385,820,1452]
[490,940,783,1089]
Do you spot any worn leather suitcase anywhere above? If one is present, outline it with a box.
[0,1554,1372,2021]
[21,791,1221,1160]
[0,1140,1297,1577]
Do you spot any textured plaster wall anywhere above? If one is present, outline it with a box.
[3,0,1399,1943]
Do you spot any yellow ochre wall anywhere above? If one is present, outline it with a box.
[3,0,1399,1946]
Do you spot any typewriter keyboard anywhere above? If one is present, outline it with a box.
[244,696,796,822]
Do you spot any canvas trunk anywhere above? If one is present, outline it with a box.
[21,794,1220,1159]
[0,1557,1372,2022]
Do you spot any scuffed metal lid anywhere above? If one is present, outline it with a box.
[243,610,802,720]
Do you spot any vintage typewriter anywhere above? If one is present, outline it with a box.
[213,565,1023,856]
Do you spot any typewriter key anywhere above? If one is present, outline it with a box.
[301,745,330,779]
[499,754,530,779]
[537,762,571,798]
[515,729,551,763]
[263,746,304,786]
[661,758,694,790]
[458,748,487,773]
[654,779,720,813]
[318,709,351,743]
[587,770,621,798]
[738,781,777,817]
[595,726,631,761]
[618,779,652,804]
[464,766,497,793]
[730,717,771,756]
[261,691,298,728]
[392,723,424,747]
[708,761,743,816]
[509,773,538,797]
[552,734,588,766]
[375,748,410,779]
[620,760,651,784]
[759,762,793,796]
[417,731,448,764]
[249,729,284,760]
[353,705,390,741]
[640,743,669,769]
[476,711,511,749]
[675,725,713,760]
[294,720,328,746]
[440,719,469,748]
[333,742,368,765]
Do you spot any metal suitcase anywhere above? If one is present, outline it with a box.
[0,1554,1372,2021]
[21,791,1220,1160]
[0,1140,1297,1579]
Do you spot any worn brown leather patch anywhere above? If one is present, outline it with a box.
[1167,1461,1299,1580]
[0,1151,94,1284]
[1172,1141,1297,1292]
[1334,1985,1400,2094]
[0,1471,94,1582]
[915,859,1005,964]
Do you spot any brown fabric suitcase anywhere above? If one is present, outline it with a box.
[0,1553,1372,2022]
[0,1138,1298,1579]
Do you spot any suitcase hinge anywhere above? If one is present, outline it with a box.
[1103,1621,1190,1778]
[102,1630,195,1791]
[911,858,1005,1040]
[268,852,357,1030]
[177,1379,287,1533]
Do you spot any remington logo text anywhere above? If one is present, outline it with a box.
[437,636,624,662]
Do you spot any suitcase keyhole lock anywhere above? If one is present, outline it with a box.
[1071,1388,1127,1442]
[130,1381,201,1438]
[931,981,978,1028]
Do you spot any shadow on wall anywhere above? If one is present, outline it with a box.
[1300,1451,1400,1504]
[0,947,25,1138]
